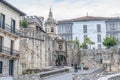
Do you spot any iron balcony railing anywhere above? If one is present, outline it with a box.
[0,23,20,35]
[0,46,19,56]
[0,23,44,40]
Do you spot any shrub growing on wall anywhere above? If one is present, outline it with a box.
[20,20,28,28]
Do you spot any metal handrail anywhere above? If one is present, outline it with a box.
[0,23,44,40]
[0,23,20,35]
[0,46,19,56]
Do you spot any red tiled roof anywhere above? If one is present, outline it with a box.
[58,16,120,23]
[59,16,107,22]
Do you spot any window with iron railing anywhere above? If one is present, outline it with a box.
[0,36,3,52]
[0,61,3,74]
[11,19,16,34]
[0,14,19,35]
[0,46,19,56]
[0,23,19,35]
[0,14,5,29]
[9,60,14,75]
[10,40,14,55]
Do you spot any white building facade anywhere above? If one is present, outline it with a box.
[106,18,120,48]
[72,20,106,49]
[0,0,25,77]
[57,16,120,49]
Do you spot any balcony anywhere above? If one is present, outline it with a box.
[0,46,19,59]
[0,24,45,41]
[0,24,19,38]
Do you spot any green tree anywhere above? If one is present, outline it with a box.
[74,39,80,49]
[73,38,95,65]
[102,37,118,71]
[103,37,117,49]
[80,42,88,49]
[74,39,81,65]
[20,19,28,28]
[85,38,95,49]
[80,38,95,49]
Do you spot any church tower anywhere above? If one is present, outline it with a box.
[45,8,57,38]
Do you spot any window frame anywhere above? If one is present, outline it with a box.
[83,25,87,33]
[0,13,5,29]
[97,34,101,42]
[11,19,16,33]
[0,61,3,74]
[97,24,101,32]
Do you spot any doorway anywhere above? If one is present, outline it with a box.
[55,55,66,66]
[9,60,14,75]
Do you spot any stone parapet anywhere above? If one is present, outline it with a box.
[98,73,120,80]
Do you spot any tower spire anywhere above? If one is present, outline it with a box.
[45,8,57,39]
[49,8,53,17]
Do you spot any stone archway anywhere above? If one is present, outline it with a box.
[55,55,67,66]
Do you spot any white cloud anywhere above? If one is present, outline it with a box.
[7,0,120,21]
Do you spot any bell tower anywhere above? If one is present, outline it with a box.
[45,8,57,39]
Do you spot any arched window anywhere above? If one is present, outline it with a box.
[51,27,54,32]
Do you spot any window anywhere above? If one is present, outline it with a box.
[0,14,5,29]
[11,19,15,33]
[97,24,101,32]
[98,44,101,49]
[97,34,101,42]
[9,60,14,75]
[0,36,3,52]
[106,23,111,31]
[110,23,115,30]
[51,27,54,32]
[83,25,87,33]
[84,35,87,41]
[10,40,14,55]
[0,61,3,74]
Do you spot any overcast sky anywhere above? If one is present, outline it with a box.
[7,0,120,21]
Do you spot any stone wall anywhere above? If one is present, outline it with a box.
[19,28,47,75]
[79,49,120,69]
[0,57,9,77]
[14,74,41,80]
[14,68,69,80]
[74,67,104,80]
[98,73,120,80]
[67,41,78,66]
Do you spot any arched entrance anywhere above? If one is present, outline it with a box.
[55,55,67,66]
